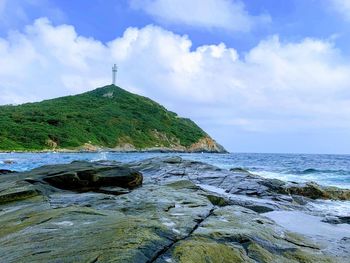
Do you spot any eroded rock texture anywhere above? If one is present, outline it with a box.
[0,158,348,262]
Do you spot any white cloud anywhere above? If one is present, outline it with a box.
[1,18,350,152]
[329,0,350,21]
[129,0,271,32]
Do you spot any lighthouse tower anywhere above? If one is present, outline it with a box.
[112,64,118,85]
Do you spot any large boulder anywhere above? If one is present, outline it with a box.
[23,161,143,192]
[0,169,14,175]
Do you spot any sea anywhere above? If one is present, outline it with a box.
[1,151,350,219]
[1,152,349,189]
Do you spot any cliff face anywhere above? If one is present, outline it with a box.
[77,136,226,153]
[188,136,227,153]
[0,85,227,153]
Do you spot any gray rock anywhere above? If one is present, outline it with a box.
[22,161,143,192]
[0,169,14,175]
[0,157,347,262]
[3,160,15,164]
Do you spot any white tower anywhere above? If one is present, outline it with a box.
[112,64,118,85]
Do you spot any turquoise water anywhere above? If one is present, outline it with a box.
[1,152,350,189]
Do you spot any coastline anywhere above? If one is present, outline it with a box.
[0,156,349,261]
[0,136,228,154]
[0,147,229,154]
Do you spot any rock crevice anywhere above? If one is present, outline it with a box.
[0,157,348,262]
[147,208,215,263]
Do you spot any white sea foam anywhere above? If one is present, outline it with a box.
[307,200,350,217]
[252,170,350,189]
[91,152,108,162]
[198,183,350,219]
[253,170,309,183]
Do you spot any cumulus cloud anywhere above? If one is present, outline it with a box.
[329,0,350,21]
[129,0,271,32]
[1,18,350,151]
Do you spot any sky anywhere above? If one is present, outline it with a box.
[0,0,350,154]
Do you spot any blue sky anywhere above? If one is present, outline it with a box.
[1,0,350,154]
[2,0,350,53]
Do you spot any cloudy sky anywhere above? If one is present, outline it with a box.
[0,0,350,154]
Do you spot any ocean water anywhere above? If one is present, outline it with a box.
[0,152,349,189]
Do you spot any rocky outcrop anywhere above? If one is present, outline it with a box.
[2,136,228,153]
[0,162,142,205]
[0,157,348,262]
[188,136,227,153]
[0,169,13,175]
[23,161,143,192]
[282,181,350,200]
[129,156,350,201]
[112,136,227,153]
[42,136,228,153]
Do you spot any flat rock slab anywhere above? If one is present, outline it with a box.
[128,157,350,201]
[0,157,348,262]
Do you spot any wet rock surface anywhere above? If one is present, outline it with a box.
[0,169,14,175]
[0,157,349,262]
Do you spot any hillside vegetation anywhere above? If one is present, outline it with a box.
[0,85,221,151]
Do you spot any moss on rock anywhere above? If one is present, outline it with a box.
[247,243,287,263]
[172,237,253,263]
[0,186,40,204]
[283,248,335,263]
[165,180,200,190]
[206,194,230,207]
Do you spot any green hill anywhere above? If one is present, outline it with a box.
[0,85,226,152]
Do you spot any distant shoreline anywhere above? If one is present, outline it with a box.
[0,148,229,154]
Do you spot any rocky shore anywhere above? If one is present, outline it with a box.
[0,136,227,154]
[0,157,349,262]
